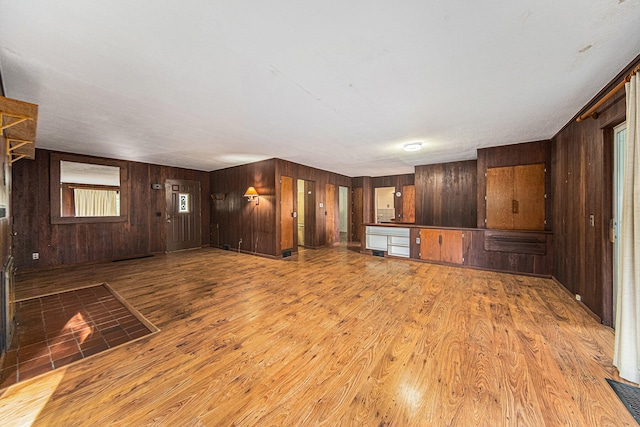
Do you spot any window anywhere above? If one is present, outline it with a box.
[50,153,129,224]
[178,193,190,213]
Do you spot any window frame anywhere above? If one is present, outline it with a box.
[50,152,130,224]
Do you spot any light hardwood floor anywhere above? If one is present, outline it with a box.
[0,245,634,426]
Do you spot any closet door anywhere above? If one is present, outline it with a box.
[513,164,545,230]
[486,166,514,229]
[402,185,415,223]
[486,163,545,231]
[280,176,294,251]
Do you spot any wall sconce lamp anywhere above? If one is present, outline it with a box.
[244,186,259,204]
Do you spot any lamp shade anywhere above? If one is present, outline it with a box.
[243,186,259,198]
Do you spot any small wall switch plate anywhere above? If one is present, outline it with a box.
[416,237,421,244]
[32,252,39,260]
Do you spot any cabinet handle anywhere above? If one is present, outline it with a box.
[512,199,519,214]
[438,234,442,245]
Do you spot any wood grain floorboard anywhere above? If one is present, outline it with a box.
[0,245,634,426]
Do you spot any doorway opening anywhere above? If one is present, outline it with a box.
[297,179,306,246]
[375,187,395,223]
[339,186,348,242]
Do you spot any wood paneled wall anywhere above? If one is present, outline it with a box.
[275,159,351,252]
[209,158,350,258]
[210,159,277,256]
[552,92,625,326]
[477,141,552,230]
[12,149,210,270]
[415,160,477,227]
[351,176,373,241]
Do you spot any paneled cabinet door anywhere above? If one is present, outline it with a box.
[419,229,464,264]
[419,229,441,261]
[486,163,545,231]
[440,230,463,264]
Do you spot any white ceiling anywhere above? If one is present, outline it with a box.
[1,1,639,177]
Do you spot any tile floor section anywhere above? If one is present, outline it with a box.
[0,284,152,389]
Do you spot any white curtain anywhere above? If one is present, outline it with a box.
[614,74,640,383]
[74,189,118,217]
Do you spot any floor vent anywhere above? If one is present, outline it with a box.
[282,249,292,258]
[372,250,385,257]
[607,378,640,424]
[223,244,230,250]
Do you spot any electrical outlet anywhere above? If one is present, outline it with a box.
[32,252,39,260]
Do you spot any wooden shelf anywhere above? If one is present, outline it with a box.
[0,96,38,164]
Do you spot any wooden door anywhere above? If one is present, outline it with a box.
[419,229,441,261]
[325,184,335,245]
[281,176,294,251]
[165,179,201,252]
[486,166,514,229]
[402,185,415,223]
[440,230,463,264]
[352,187,363,242]
[513,164,545,230]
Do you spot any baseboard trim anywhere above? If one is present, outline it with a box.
[551,276,602,324]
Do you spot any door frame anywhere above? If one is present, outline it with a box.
[165,179,202,252]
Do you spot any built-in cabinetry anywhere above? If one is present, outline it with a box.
[362,223,552,277]
[365,226,410,258]
[486,163,545,230]
[419,229,463,264]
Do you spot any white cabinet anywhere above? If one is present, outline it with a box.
[365,226,410,258]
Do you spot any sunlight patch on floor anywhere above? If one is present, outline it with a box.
[0,367,67,427]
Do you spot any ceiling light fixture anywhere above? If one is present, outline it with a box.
[403,142,422,152]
